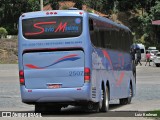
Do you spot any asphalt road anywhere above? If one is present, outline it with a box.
[0,63,160,119]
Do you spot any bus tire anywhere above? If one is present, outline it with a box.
[120,84,132,105]
[100,86,109,112]
[156,64,160,67]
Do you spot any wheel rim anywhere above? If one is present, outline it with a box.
[100,90,103,109]
[129,85,132,97]
[128,85,132,103]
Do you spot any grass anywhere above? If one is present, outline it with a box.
[145,110,160,119]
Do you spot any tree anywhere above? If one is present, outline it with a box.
[148,1,160,48]
[0,0,40,35]
[72,0,83,9]
[150,1,160,20]
[137,1,160,48]
[49,0,59,10]
[84,0,113,14]
[117,0,135,11]
[104,0,115,14]
[28,0,40,11]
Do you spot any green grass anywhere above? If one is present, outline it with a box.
[0,61,18,64]
[145,110,160,119]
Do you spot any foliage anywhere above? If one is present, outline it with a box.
[0,27,8,38]
[72,0,83,9]
[28,0,40,11]
[0,0,41,35]
[49,0,59,10]
[87,9,93,13]
[117,0,136,11]
[150,1,160,20]
[61,5,69,10]
[0,0,160,49]
[145,110,160,118]
[85,0,114,14]
[137,1,160,48]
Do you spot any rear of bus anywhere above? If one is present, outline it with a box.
[18,10,92,107]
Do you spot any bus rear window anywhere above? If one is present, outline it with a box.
[22,16,82,39]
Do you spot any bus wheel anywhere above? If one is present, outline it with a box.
[100,86,109,112]
[120,84,132,105]
[156,64,160,67]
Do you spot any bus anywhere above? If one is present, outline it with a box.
[18,10,136,112]
[137,44,146,61]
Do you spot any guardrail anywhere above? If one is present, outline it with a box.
[6,35,17,39]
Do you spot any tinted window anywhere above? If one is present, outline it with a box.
[89,18,132,52]
[141,49,144,53]
[22,16,82,39]
[157,54,160,57]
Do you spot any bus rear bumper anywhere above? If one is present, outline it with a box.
[20,84,91,104]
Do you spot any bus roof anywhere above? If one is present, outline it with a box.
[21,10,85,18]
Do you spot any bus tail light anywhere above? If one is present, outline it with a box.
[54,12,57,14]
[79,12,83,15]
[46,12,57,15]
[84,67,90,82]
[19,70,25,85]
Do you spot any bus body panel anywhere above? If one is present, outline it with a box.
[21,84,91,103]
[91,48,136,100]
[23,50,84,89]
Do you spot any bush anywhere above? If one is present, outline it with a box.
[61,5,69,10]
[0,27,8,38]
[87,9,93,13]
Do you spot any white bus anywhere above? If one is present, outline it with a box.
[137,44,146,61]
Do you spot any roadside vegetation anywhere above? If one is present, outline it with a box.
[0,27,8,38]
[0,0,160,63]
[146,110,160,119]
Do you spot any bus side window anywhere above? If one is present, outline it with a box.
[119,30,123,51]
[96,30,101,48]
[109,31,113,49]
[122,31,126,51]
[111,30,116,50]
[89,19,94,31]
[89,19,97,46]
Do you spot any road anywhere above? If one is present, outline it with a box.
[0,63,160,119]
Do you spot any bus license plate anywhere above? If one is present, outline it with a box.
[48,84,61,89]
